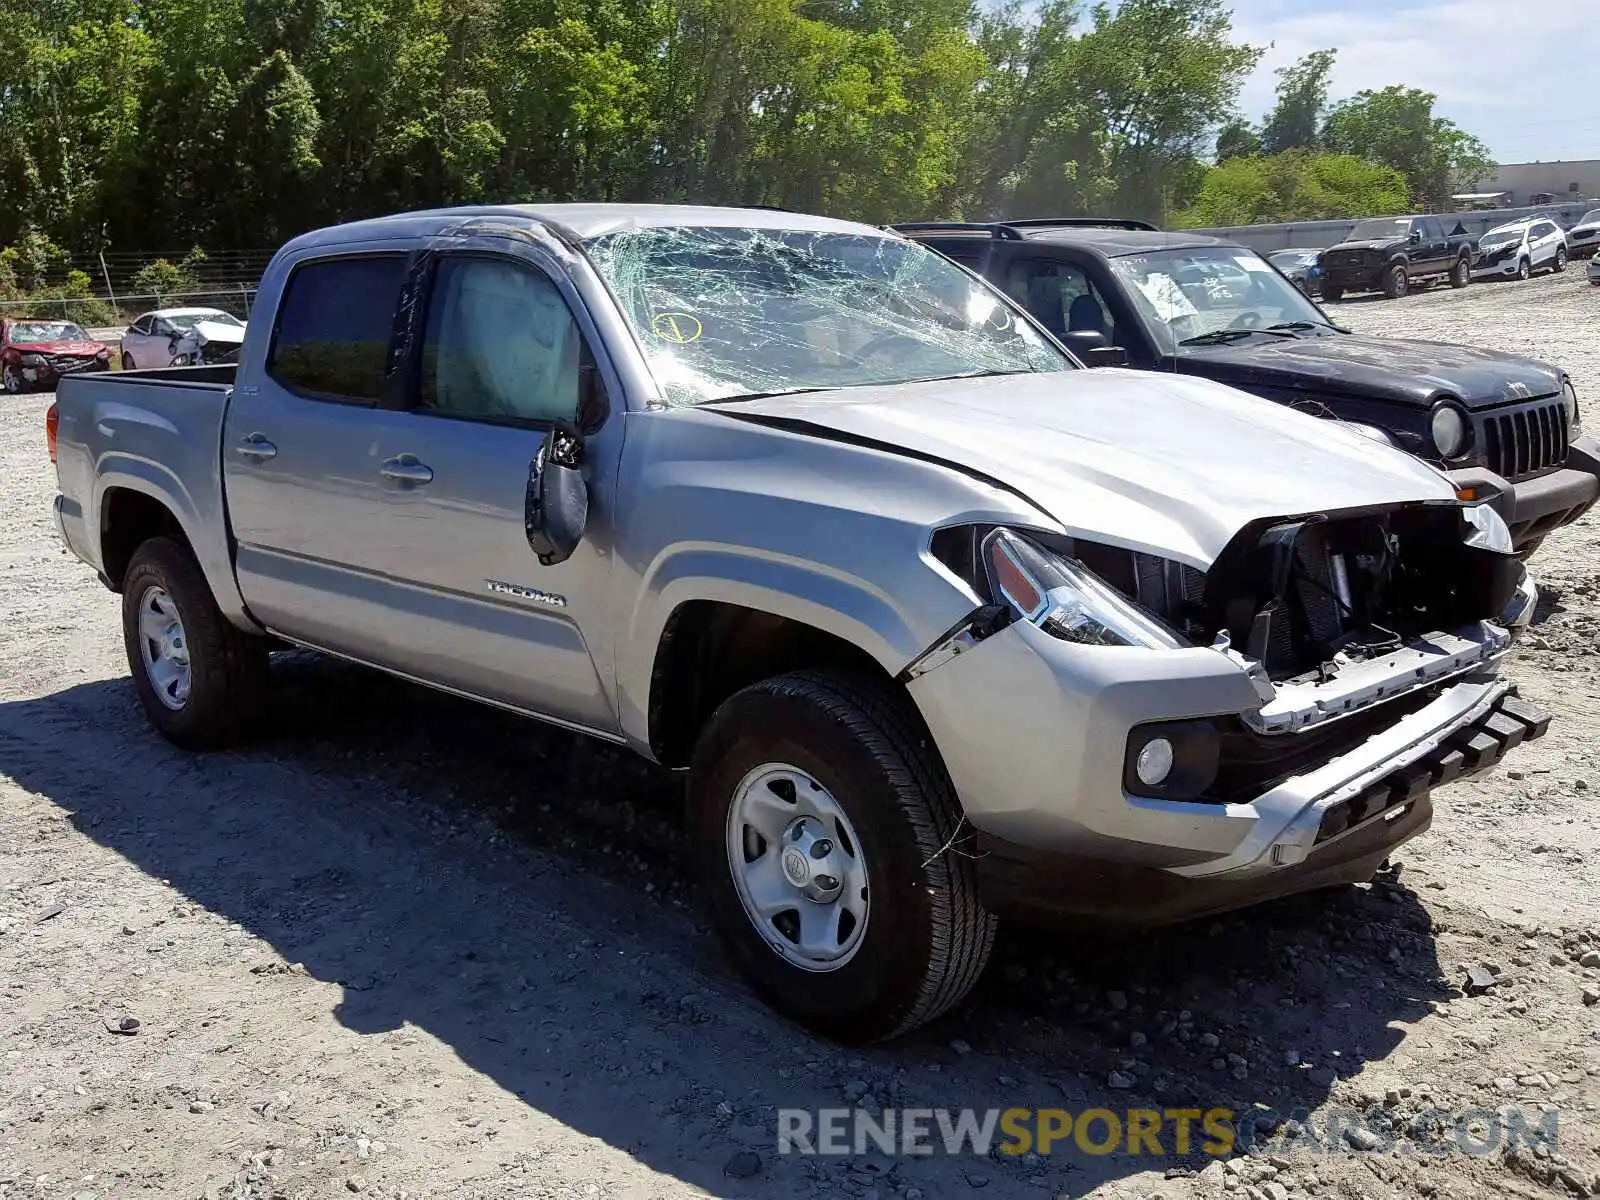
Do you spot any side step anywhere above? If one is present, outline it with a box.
[1315,689,1551,844]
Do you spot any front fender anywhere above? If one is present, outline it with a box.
[615,542,973,748]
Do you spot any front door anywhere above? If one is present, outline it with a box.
[340,249,623,732]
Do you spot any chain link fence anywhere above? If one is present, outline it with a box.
[0,286,260,338]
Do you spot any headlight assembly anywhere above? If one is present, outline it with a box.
[1430,402,1469,458]
[1462,502,1514,555]
[1563,378,1582,438]
[982,528,1185,649]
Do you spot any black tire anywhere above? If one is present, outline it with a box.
[1516,257,1531,281]
[1450,255,1471,288]
[122,536,270,749]
[2,363,26,394]
[1553,247,1567,274]
[1515,536,1546,563]
[120,352,134,371]
[1382,263,1409,298]
[1321,284,1343,303]
[688,670,996,1042]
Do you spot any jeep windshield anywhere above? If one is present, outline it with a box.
[1108,248,1335,353]
[1346,218,1412,241]
[1480,227,1527,248]
[584,226,1070,406]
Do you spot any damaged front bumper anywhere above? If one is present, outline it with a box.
[908,611,1547,925]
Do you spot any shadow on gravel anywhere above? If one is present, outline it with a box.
[0,656,1454,1197]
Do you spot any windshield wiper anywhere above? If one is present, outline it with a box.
[698,386,841,406]
[1179,328,1297,345]
[1267,319,1350,335]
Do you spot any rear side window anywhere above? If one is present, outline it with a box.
[267,255,407,402]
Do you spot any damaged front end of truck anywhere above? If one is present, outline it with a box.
[903,496,1546,925]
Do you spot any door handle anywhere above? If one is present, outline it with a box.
[380,454,434,485]
[235,434,277,461]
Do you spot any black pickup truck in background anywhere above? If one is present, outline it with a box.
[1318,214,1476,300]
[894,217,1600,560]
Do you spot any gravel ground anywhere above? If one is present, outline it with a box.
[3,270,1600,1200]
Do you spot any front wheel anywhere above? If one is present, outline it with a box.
[122,536,270,749]
[1321,284,1344,303]
[1450,255,1471,288]
[1553,247,1568,273]
[1383,264,1409,298]
[2,363,24,394]
[1517,257,1531,281]
[688,671,996,1042]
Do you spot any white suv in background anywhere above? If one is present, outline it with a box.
[1472,218,1568,281]
[1568,208,1600,259]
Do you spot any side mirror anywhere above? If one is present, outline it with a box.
[1409,230,1422,244]
[1084,345,1130,367]
[525,423,589,566]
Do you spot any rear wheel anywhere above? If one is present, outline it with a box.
[122,536,270,749]
[1450,255,1471,288]
[1321,284,1344,303]
[120,352,135,371]
[688,670,996,1042]
[1383,264,1409,298]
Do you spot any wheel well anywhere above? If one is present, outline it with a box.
[647,601,896,768]
[100,489,186,590]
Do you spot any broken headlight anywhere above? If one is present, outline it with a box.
[1462,502,1514,555]
[982,528,1185,649]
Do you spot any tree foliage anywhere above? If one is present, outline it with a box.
[1175,150,1411,227]
[1321,85,1495,209]
[0,2,1496,264]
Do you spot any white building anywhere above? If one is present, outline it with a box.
[1465,160,1600,206]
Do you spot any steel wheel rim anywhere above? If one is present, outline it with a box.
[2,365,18,393]
[137,585,192,711]
[725,762,870,972]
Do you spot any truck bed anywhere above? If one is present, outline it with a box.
[52,363,243,619]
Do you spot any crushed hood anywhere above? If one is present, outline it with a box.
[1182,332,1563,409]
[15,339,105,355]
[714,370,1457,567]
[190,321,246,345]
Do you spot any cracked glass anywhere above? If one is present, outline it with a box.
[584,226,1071,406]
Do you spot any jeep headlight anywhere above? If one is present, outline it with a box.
[1563,378,1582,437]
[1430,402,1469,458]
[1463,503,1514,555]
[982,528,1184,649]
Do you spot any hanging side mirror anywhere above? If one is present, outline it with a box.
[525,422,589,566]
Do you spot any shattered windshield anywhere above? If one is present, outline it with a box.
[583,226,1070,405]
[167,311,244,331]
[1109,248,1333,352]
[10,321,86,343]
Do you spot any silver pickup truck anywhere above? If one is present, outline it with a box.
[48,203,1547,1042]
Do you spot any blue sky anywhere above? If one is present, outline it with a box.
[1227,0,1598,164]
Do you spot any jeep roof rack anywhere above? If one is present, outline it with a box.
[890,217,1160,240]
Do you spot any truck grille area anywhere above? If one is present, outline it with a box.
[1150,505,1522,682]
[1479,398,1568,480]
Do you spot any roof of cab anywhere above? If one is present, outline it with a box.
[280,203,887,254]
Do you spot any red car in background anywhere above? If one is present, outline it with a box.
[2,317,112,394]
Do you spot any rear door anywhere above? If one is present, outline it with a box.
[223,249,417,664]
[1414,217,1448,273]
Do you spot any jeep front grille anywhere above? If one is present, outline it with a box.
[1480,398,1568,480]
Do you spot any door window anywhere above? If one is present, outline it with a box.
[1003,259,1119,344]
[131,316,153,336]
[267,255,408,403]
[416,257,584,426]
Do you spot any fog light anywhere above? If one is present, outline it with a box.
[1135,738,1174,787]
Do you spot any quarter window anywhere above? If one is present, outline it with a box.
[267,255,407,402]
[416,257,584,425]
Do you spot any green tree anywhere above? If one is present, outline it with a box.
[1321,85,1495,208]
[1259,49,1335,154]
[1176,150,1410,226]
[1214,117,1260,162]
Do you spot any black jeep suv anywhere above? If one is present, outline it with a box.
[893,218,1599,558]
